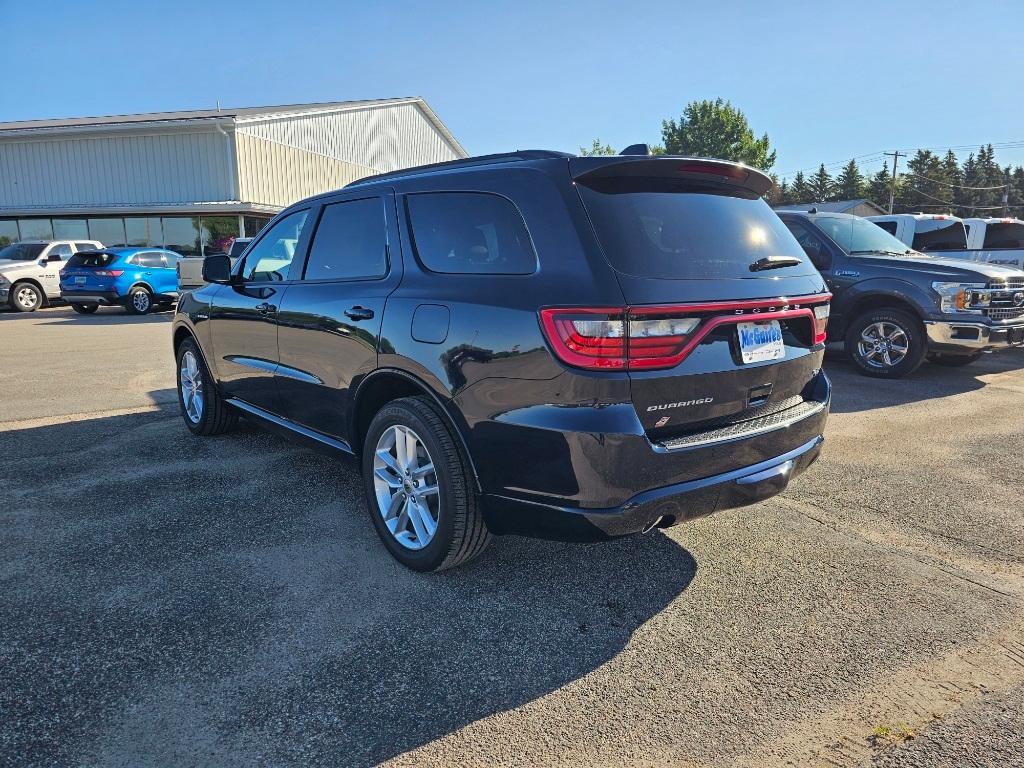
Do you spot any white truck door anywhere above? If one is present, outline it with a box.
[41,243,73,297]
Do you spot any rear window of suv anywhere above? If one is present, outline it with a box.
[577,177,813,279]
[67,252,119,268]
[406,192,537,275]
[912,219,967,251]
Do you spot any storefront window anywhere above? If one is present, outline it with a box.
[125,216,164,247]
[200,216,240,255]
[52,219,90,240]
[87,219,127,247]
[0,219,18,247]
[18,219,54,240]
[243,215,272,238]
[162,217,201,257]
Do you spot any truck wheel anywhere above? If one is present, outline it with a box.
[71,303,98,314]
[844,308,926,379]
[126,286,153,315]
[362,396,490,572]
[176,338,237,436]
[929,352,982,367]
[11,282,43,312]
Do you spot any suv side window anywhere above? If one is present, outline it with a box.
[873,221,898,235]
[74,242,96,252]
[49,243,73,259]
[406,192,537,275]
[784,220,831,270]
[304,198,387,280]
[132,252,161,268]
[242,210,309,282]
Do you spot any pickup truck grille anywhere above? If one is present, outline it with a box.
[985,280,1024,321]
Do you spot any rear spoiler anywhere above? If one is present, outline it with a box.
[569,156,773,197]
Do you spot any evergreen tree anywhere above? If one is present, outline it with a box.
[835,159,865,200]
[903,150,952,213]
[809,164,834,201]
[791,171,813,203]
[867,162,894,211]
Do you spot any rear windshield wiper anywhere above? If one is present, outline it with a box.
[749,255,803,272]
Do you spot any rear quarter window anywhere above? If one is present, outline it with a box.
[982,222,1024,249]
[577,178,813,279]
[406,192,537,275]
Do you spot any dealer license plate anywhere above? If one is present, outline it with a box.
[74,276,86,285]
[737,320,785,364]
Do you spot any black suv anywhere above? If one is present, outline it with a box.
[172,151,832,571]
[778,210,1024,378]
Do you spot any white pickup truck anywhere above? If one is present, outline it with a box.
[866,213,1024,270]
[0,239,103,311]
[176,237,252,290]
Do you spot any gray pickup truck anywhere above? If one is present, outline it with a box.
[176,238,251,290]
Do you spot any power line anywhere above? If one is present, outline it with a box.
[902,184,1009,210]
[901,172,1007,190]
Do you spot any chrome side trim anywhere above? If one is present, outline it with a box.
[223,355,277,374]
[274,363,323,386]
[225,398,353,454]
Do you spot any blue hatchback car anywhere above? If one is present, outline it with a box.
[60,247,181,315]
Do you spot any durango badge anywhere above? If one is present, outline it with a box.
[647,397,714,412]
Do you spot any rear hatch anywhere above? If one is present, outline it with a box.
[569,157,829,439]
[61,251,123,291]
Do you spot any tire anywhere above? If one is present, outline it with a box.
[71,303,98,314]
[10,282,43,312]
[126,286,153,315]
[176,338,237,436]
[929,352,982,367]
[362,395,490,572]
[844,308,927,379]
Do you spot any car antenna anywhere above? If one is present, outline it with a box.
[807,207,817,214]
[620,143,652,156]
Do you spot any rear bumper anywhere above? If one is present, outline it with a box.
[480,371,831,541]
[59,290,121,305]
[925,320,1024,351]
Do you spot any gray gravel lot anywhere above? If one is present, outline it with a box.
[2,306,1024,767]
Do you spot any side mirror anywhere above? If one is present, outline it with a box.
[202,254,233,284]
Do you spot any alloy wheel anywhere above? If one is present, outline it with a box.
[856,321,909,369]
[16,286,39,310]
[372,424,440,550]
[133,291,150,313]
[179,350,204,423]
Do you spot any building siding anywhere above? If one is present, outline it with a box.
[0,128,235,209]
[234,102,461,207]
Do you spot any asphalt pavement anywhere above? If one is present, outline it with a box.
[2,305,1023,767]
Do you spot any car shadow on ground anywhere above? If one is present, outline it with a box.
[0,403,698,767]
[0,307,175,324]
[824,345,1024,414]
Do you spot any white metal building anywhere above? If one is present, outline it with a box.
[0,98,466,254]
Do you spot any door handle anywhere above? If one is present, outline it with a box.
[344,306,375,321]
[255,302,277,316]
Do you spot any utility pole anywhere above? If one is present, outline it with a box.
[883,151,905,214]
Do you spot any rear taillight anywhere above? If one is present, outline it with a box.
[93,269,124,277]
[812,303,830,344]
[540,295,831,371]
[539,308,700,371]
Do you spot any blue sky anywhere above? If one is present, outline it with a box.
[3,0,1023,181]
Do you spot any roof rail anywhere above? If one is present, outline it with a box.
[346,149,574,187]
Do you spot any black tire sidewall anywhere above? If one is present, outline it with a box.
[362,400,464,572]
[12,282,42,312]
[126,287,152,315]
[845,309,926,378]
[176,339,216,435]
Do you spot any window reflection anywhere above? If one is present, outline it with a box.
[18,219,54,240]
[0,220,18,247]
[163,217,201,257]
[53,219,89,240]
[125,217,164,247]
[87,219,127,247]
[201,216,239,255]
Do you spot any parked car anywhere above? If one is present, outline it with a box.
[779,210,1024,377]
[59,247,181,314]
[176,237,253,290]
[0,239,102,312]
[961,217,1024,269]
[173,150,832,571]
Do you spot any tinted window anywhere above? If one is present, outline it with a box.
[578,178,812,279]
[132,252,165,268]
[67,252,119,268]
[228,239,251,257]
[982,222,1024,250]
[813,215,910,255]
[873,221,898,235]
[0,243,46,261]
[305,198,387,281]
[912,219,967,251]
[242,210,309,281]
[75,242,98,252]
[49,243,73,259]
[783,220,830,269]
[406,192,536,275]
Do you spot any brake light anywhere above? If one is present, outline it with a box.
[93,270,124,277]
[677,162,749,181]
[812,303,830,345]
[539,308,700,371]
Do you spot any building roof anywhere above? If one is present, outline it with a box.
[0,97,466,156]
[774,199,886,215]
